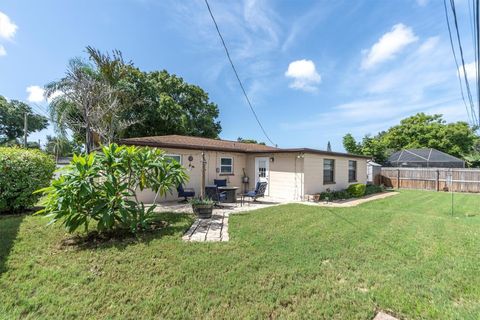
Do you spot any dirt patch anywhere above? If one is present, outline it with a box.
[58,220,169,249]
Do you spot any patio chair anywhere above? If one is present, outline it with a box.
[213,179,227,187]
[177,184,195,202]
[205,185,227,206]
[241,181,268,206]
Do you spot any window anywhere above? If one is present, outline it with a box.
[165,154,182,164]
[220,157,233,174]
[349,160,357,182]
[323,159,335,184]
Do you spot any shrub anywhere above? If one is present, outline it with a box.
[0,147,55,212]
[319,189,352,201]
[365,184,383,195]
[36,144,188,234]
[347,183,366,198]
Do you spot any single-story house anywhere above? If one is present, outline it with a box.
[387,148,465,168]
[120,135,370,202]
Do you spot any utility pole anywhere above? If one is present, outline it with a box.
[23,113,28,148]
[201,152,206,199]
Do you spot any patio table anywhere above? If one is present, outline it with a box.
[218,186,239,203]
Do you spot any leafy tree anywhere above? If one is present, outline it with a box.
[36,144,188,234]
[45,57,130,153]
[122,70,221,139]
[0,96,48,144]
[382,113,476,157]
[237,137,266,145]
[342,133,362,154]
[45,135,80,158]
[342,113,478,163]
[463,152,480,168]
[45,47,222,152]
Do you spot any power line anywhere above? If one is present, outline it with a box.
[203,0,276,146]
[444,0,476,126]
[444,0,478,126]
[450,0,479,125]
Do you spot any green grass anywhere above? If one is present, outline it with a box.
[1,190,480,319]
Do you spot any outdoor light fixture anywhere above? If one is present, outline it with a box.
[270,157,275,162]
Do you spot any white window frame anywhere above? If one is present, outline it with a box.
[165,154,182,164]
[220,156,234,174]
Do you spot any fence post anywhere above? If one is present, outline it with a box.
[397,169,400,189]
[436,169,440,191]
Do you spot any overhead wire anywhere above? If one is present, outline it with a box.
[203,0,276,146]
[444,0,476,126]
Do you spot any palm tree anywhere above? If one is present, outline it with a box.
[45,48,136,153]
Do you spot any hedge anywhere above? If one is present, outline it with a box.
[0,147,55,212]
[347,183,366,198]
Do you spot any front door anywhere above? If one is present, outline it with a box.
[255,157,269,195]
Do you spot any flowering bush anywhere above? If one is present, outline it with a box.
[0,147,55,212]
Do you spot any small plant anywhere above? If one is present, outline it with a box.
[189,197,214,206]
[36,144,187,234]
[189,197,214,219]
[347,183,367,198]
[0,147,55,212]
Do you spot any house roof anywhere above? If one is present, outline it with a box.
[388,148,464,163]
[120,135,371,159]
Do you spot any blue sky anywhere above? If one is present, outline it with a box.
[0,0,476,151]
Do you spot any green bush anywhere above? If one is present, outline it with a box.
[365,184,384,195]
[36,144,188,234]
[319,189,352,201]
[0,147,55,212]
[347,183,366,198]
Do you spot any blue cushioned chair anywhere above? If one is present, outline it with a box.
[177,184,195,202]
[205,185,227,206]
[214,179,227,187]
[241,182,268,205]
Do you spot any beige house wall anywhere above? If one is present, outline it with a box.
[246,153,304,201]
[303,153,368,195]
[135,147,368,203]
[136,147,247,203]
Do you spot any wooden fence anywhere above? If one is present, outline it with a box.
[380,167,480,193]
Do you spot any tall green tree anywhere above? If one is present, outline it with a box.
[343,113,478,163]
[342,133,362,154]
[0,95,48,145]
[45,47,222,151]
[122,70,221,138]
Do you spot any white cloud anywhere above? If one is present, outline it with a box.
[458,62,476,81]
[26,85,45,103]
[361,23,418,70]
[0,11,17,40]
[26,85,64,103]
[0,45,6,56]
[285,59,321,92]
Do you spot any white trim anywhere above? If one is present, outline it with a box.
[165,154,182,164]
[219,156,234,174]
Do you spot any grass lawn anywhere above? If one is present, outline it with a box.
[1,190,480,319]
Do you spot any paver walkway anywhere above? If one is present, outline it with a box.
[182,211,230,242]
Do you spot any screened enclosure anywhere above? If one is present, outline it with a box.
[387,148,465,168]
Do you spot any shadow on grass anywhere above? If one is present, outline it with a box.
[0,214,25,275]
[61,212,194,252]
